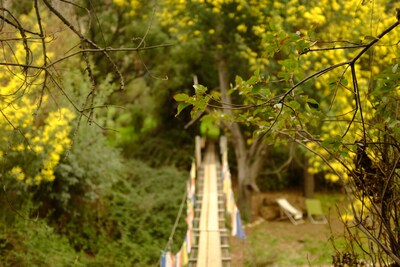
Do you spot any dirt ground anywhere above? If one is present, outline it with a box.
[228,191,347,267]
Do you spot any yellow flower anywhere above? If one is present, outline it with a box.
[34,175,42,184]
[41,166,55,182]
[41,168,52,176]
[341,213,354,222]
[113,0,126,6]
[212,7,220,13]
[33,145,44,153]
[325,173,339,183]
[50,152,60,163]
[54,144,64,154]
[15,144,25,152]
[10,166,25,181]
[332,1,340,11]
[46,174,56,182]
[237,24,247,33]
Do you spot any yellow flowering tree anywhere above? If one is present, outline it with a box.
[0,57,75,185]
[2,103,75,185]
[270,0,400,183]
[0,7,77,186]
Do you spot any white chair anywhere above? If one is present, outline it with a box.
[276,197,305,225]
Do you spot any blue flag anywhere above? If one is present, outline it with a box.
[236,211,246,239]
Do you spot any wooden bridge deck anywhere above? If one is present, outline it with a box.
[196,144,223,267]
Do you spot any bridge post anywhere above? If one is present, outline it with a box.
[219,136,228,164]
[195,135,202,167]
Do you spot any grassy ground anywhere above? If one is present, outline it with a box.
[229,192,348,267]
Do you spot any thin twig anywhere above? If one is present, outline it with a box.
[41,0,125,90]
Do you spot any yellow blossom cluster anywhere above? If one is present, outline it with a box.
[303,7,326,25]
[0,13,75,185]
[341,197,371,222]
[1,94,75,184]
[36,108,75,183]
[112,0,141,16]
[272,0,400,183]
[10,166,25,181]
[156,0,271,58]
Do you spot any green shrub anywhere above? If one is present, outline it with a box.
[0,202,82,267]
[0,122,189,266]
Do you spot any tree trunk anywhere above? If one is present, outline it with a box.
[236,153,252,220]
[216,52,264,220]
[303,156,315,198]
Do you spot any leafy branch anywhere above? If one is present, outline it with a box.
[176,10,399,141]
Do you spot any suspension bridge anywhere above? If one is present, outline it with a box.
[160,137,245,267]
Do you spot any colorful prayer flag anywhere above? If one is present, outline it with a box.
[182,241,188,266]
[175,250,182,267]
[160,252,166,267]
[236,210,246,239]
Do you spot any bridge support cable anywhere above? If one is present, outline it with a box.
[160,162,196,267]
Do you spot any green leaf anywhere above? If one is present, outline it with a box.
[279,59,297,71]
[252,83,261,94]
[363,35,376,42]
[246,75,258,85]
[340,78,348,87]
[235,75,244,85]
[307,29,316,39]
[288,100,300,110]
[211,90,221,100]
[176,102,190,116]
[173,93,189,102]
[259,88,271,96]
[321,136,342,149]
[269,21,276,31]
[306,98,319,109]
[193,84,207,94]
[197,98,208,112]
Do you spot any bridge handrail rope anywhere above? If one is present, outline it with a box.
[160,162,196,267]
[220,137,246,239]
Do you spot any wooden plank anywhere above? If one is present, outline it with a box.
[197,158,222,267]
[208,164,219,231]
[207,163,222,267]
[197,164,210,266]
[207,231,222,266]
